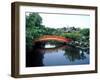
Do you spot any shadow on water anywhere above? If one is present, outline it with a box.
[26,43,90,67]
[26,46,44,67]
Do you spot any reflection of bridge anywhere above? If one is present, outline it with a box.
[34,35,73,43]
[37,45,70,53]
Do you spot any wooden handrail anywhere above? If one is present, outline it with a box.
[34,35,73,43]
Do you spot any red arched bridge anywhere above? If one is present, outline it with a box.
[33,35,73,43]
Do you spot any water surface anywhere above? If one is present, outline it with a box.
[26,44,89,67]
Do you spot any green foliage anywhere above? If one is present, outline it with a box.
[60,28,90,47]
[79,28,89,36]
[26,13,42,28]
[26,13,44,48]
[61,32,81,41]
[79,28,90,47]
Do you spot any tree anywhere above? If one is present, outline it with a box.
[26,13,43,48]
[26,13,42,28]
[60,32,81,41]
[79,28,89,36]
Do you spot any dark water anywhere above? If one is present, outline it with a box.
[26,44,89,67]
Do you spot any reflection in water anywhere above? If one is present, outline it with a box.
[26,48,44,67]
[26,44,89,67]
[45,44,56,48]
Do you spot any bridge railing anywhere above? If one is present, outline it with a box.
[34,35,73,43]
[39,35,66,39]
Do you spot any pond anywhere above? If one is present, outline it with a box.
[26,44,90,67]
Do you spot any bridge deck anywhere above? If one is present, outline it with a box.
[34,35,72,43]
